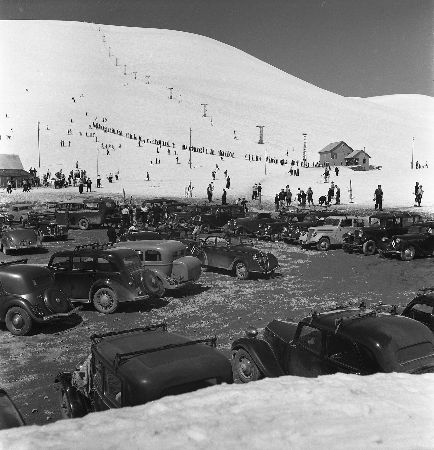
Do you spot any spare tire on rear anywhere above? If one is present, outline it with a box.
[143,271,165,298]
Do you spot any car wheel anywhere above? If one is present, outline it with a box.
[400,246,416,261]
[232,349,262,383]
[235,227,245,236]
[92,287,119,314]
[316,237,330,251]
[143,271,165,298]
[78,218,89,230]
[60,390,73,419]
[362,240,376,255]
[5,307,33,336]
[234,261,249,280]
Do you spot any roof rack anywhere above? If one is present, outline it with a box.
[0,259,28,267]
[75,242,114,251]
[114,336,217,369]
[91,323,167,345]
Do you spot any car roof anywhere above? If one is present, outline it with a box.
[92,328,231,391]
[51,247,139,258]
[304,308,434,351]
[116,240,186,252]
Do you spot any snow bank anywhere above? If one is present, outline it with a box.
[1,373,433,449]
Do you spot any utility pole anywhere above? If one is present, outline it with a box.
[201,103,208,117]
[349,179,354,203]
[256,125,264,144]
[115,57,119,67]
[123,65,127,75]
[189,128,192,169]
[37,121,41,168]
[302,133,307,167]
[96,147,99,177]
[411,137,414,169]
[168,88,173,99]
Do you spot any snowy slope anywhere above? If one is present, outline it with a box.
[0,373,433,450]
[0,20,432,207]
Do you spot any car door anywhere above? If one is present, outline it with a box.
[213,237,233,269]
[48,255,72,296]
[69,256,96,299]
[285,324,326,377]
[202,237,218,266]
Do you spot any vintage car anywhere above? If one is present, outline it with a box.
[257,220,289,241]
[26,210,69,241]
[56,198,121,230]
[281,212,333,244]
[55,323,232,418]
[0,388,25,429]
[115,240,202,297]
[0,260,79,335]
[191,235,278,279]
[231,306,434,382]
[379,222,434,261]
[194,204,245,232]
[47,244,153,313]
[5,203,34,224]
[400,290,434,332]
[301,216,367,251]
[226,211,277,235]
[342,212,422,255]
[0,227,43,255]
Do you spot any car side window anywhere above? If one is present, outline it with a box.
[340,219,352,227]
[50,255,70,271]
[406,302,434,328]
[297,325,322,355]
[104,370,122,406]
[72,256,94,271]
[145,250,161,262]
[95,257,116,272]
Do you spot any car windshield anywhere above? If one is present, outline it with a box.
[324,218,341,226]
[1,273,53,294]
[122,254,142,271]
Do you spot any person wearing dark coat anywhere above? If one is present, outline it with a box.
[222,189,227,205]
[107,225,117,244]
[226,176,231,189]
[374,185,383,210]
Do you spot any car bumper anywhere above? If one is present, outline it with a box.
[342,243,363,253]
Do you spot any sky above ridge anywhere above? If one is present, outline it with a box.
[0,0,432,97]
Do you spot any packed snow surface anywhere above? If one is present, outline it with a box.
[0,373,433,449]
[0,21,433,208]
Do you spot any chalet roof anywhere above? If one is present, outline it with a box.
[318,141,353,154]
[0,154,24,170]
[0,169,31,177]
[345,149,371,159]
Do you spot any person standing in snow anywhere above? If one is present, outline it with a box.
[416,185,423,207]
[207,183,213,202]
[374,185,383,210]
[226,176,231,189]
[307,187,314,206]
[335,186,341,205]
[222,189,227,205]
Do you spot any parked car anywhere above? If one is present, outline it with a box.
[379,222,434,261]
[342,212,422,255]
[56,198,121,230]
[195,204,245,232]
[0,227,43,255]
[400,290,434,332]
[0,259,79,335]
[115,240,202,297]
[118,230,162,241]
[192,235,278,279]
[55,323,232,418]
[226,212,277,235]
[5,203,33,224]
[257,220,289,241]
[281,213,329,244]
[0,388,25,429]
[231,306,434,382]
[301,216,367,251]
[26,210,69,241]
[47,244,152,313]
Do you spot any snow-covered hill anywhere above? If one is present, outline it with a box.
[0,20,433,206]
[0,373,433,449]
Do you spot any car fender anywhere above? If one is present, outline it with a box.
[232,337,284,378]
[55,372,89,418]
[0,295,39,321]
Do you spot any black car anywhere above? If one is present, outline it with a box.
[0,260,78,335]
[47,243,152,314]
[195,204,245,233]
[27,210,69,241]
[231,306,434,382]
[380,222,434,261]
[342,212,422,255]
[55,323,232,418]
[0,388,25,429]
[226,212,277,236]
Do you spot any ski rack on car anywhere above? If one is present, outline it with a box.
[75,242,114,251]
[0,259,28,267]
[91,323,168,345]
[114,336,218,369]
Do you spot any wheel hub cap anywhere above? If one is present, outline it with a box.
[12,314,24,328]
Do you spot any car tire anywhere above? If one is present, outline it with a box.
[232,349,262,383]
[78,218,89,230]
[234,261,249,280]
[5,307,33,336]
[400,246,416,261]
[143,271,165,298]
[60,390,74,419]
[316,237,330,251]
[92,287,119,314]
[362,240,376,255]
